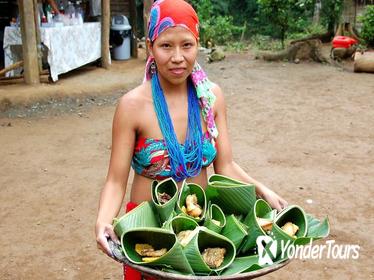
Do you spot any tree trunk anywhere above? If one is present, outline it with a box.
[312,0,322,25]
[18,0,40,84]
[336,0,361,40]
[342,0,355,24]
[290,31,334,44]
[335,23,360,41]
[260,39,329,63]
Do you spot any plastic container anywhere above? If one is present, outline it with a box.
[332,36,358,49]
[110,15,132,60]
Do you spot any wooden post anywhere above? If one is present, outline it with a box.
[18,0,40,84]
[101,0,111,68]
[32,0,43,73]
[129,0,138,58]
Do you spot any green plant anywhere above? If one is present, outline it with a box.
[257,0,294,48]
[224,41,249,52]
[358,5,374,47]
[320,0,344,33]
[201,16,244,46]
[249,34,283,51]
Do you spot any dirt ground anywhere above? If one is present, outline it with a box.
[0,52,373,280]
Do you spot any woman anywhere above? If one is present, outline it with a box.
[95,0,287,276]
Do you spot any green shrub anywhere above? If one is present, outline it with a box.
[359,5,374,47]
[224,41,248,52]
[249,34,283,51]
[201,16,244,46]
[191,0,244,47]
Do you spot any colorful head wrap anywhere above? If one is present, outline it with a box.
[144,0,218,140]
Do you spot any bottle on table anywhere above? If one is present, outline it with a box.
[65,1,76,24]
[46,4,53,23]
[75,1,84,24]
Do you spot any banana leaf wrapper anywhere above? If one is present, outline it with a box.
[121,227,194,275]
[205,174,256,215]
[151,178,179,224]
[113,201,159,238]
[162,215,199,238]
[182,226,236,274]
[176,181,206,222]
[220,214,248,251]
[293,214,330,245]
[240,199,275,253]
[269,205,308,258]
[203,202,226,233]
[220,255,261,276]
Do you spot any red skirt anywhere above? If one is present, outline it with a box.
[123,202,156,280]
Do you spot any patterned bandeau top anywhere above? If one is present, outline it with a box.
[131,131,217,180]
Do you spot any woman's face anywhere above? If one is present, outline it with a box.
[148,26,198,86]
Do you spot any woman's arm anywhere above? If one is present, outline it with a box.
[95,94,138,258]
[211,84,288,211]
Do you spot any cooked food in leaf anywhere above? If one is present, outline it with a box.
[135,243,167,259]
[176,230,195,246]
[202,247,226,269]
[185,194,203,218]
[142,257,161,262]
[157,192,172,204]
[281,222,299,237]
[256,217,273,231]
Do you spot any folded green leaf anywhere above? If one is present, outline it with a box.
[121,227,194,275]
[206,174,256,215]
[220,255,261,275]
[113,201,159,238]
[203,202,226,233]
[182,226,236,274]
[240,199,273,253]
[151,178,179,224]
[176,181,207,222]
[270,205,308,258]
[294,214,330,245]
[221,214,248,251]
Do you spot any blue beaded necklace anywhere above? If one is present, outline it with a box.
[151,73,203,182]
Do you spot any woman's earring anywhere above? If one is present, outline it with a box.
[150,61,157,74]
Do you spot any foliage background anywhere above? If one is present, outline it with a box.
[135,0,374,50]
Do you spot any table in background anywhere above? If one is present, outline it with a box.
[3,22,101,81]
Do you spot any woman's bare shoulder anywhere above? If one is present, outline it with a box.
[117,82,152,112]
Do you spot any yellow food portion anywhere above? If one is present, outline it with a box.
[185,194,203,218]
[135,243,167,257]
[142,257,160,262]
[281,222,299,237]
[256,217,273,231]
[135,243,153,255]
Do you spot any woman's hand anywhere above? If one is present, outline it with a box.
[257,185,288,212]
[95,221,121,259]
